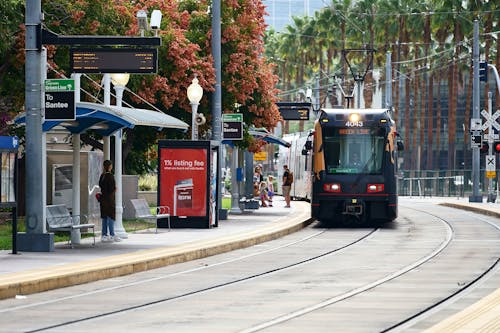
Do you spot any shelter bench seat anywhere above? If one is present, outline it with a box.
[130,199,170,233]
[46,204,95,247]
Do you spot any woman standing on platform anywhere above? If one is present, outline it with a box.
[99,160,121,242]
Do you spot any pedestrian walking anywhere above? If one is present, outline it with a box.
[98,160,121,242]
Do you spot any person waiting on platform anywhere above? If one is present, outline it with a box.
[267,175,275,207]
[259,181,269,207]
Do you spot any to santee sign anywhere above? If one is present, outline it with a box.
[44,79,75,121]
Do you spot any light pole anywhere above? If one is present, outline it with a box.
[110,73,130,239]
[187,76,203,140]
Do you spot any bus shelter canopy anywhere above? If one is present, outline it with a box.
[15,101,189,136]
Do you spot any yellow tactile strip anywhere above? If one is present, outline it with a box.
[423,288,500,333]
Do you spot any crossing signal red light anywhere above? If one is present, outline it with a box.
[495,142,500,153]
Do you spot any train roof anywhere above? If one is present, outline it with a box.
[318,108,394,126]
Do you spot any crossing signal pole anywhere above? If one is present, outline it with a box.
[470,20,482,202]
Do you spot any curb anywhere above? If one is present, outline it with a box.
[0,208,314,300]
[439,202,500,219]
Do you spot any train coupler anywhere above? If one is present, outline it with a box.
[342,201,363,216]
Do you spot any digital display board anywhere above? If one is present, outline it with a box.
[70,48,158,73]
[277,102,311,120]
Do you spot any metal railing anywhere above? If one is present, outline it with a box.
[398,169,498,198]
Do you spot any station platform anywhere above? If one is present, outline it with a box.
[0,197,312,300]
[0,196,498,332]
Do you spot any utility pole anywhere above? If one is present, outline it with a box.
[470,20,482,202]
[20,0,54,251]
[385,52,392,109]
[211,0,223,218]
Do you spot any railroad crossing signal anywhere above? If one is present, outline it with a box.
[486,154,496,178]
[480,109,500,131]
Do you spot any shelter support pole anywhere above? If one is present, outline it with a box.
[71,133,81,244]
[114,130,126,238]
[230,147,241,213]
[70,73,82,245]
[103,74,111,106]
[103,137,110,160]
[245,151,254,198]
[113,84,127,238]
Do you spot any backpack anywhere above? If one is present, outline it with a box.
[287,172,294,185]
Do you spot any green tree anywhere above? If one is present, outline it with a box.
[0,0,24,134]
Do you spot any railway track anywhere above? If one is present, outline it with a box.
[0,201,498,333]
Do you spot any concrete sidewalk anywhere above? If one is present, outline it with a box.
[404,195,500,218]
[0,198,312,300]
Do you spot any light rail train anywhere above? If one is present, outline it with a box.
[278,108,403,225]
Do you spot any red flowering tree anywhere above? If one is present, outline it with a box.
[220,0,282,151]
[4,0,281,171]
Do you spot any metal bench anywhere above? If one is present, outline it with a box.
[46,204,95,247]
[130,198,170,233]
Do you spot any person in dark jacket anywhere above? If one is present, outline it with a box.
[98,160,121,242]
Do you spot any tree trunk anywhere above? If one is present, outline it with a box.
[436,71,442,168]
[426,72,434,169]
[464,67,473,169]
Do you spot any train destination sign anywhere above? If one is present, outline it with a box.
[70,48,158,73]
[277,102,311,120]
[44,79,75,121]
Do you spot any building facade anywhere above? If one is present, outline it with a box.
[263,0,327,31]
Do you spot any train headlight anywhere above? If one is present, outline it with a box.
[367,184,385,193]
[324,183,341,192]
[349,113,360,122]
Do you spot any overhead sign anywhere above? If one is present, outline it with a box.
[70,48,158,73]
[277,102,311,120]
[44,79,75,120]
[222,113,243,140]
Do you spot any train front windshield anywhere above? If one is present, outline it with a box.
[323,127,386,174]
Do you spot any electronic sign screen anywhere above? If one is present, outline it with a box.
[277,102,311,120]
[70,48,158,73]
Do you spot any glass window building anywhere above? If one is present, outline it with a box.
[263,0,327,31]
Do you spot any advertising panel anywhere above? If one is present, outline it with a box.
[158,140,218,228]
[160,147,207,216]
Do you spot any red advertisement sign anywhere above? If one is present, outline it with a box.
[159,148,207,217]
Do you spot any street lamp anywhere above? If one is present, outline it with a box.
[187,75,203,140]
[110,73,130,239]
[111,73,130,104]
